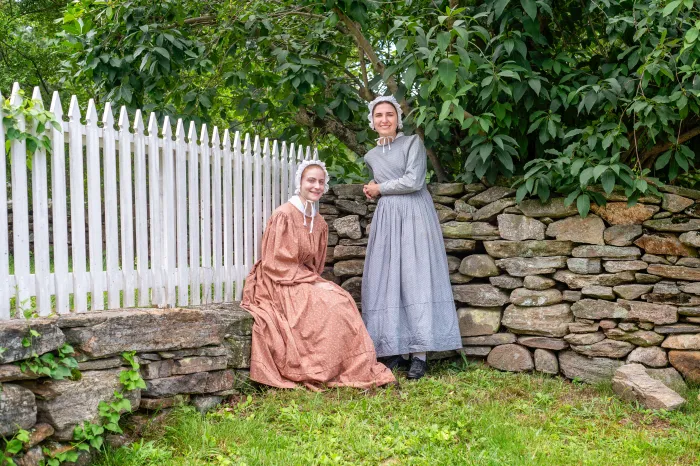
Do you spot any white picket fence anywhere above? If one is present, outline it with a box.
[1,83,317,319]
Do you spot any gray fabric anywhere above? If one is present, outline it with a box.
[361,133,462,358]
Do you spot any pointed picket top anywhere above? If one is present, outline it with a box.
[68,95,82,122]
[280,141,288,161]
[222,128,231,148]
[272,140,279,159]
[296,144,304,162]
[102,102,114,127]
[200,123,210,145]
[49,91,63,121]
[253,134,261,156]
[288,143,296,162]
[31,87,44,109]
[262,138,270,159]
[175,118,186,142]
[118,106,130,132]
[187,120,198,144]
[10,82,21,105]
[211,126,220,147]
[162,115,172,139]
[233,131,241,152]
[313,147,319,160]
[147,112,159,137]
[85,99,99,126]
[305,146,311,161]
[243,133,251,154]
[133,109,145,133]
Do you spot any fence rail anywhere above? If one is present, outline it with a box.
[1,83,316,319]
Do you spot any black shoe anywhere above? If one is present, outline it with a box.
[381,355,411,372]
[407,357,428,380]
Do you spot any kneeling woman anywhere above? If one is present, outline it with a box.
[241,160,395,390]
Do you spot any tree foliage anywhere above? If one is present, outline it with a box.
[8,0,700,206]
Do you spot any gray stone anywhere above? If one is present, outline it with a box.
[600,320,617,329]
[77,357,123,372]
[662,334,700,350]
[462,333,517,346]
[446,256,461,274]
[571,299,628,320]
[432,194,456,205]
[636,273,663,284]
[0,319,65,364]
[518,336,569,350]
[459,254,499,277]
[333,260,364,277]
[643,218,700,232]
[341,277,363,302]
[443,239,477,253]
[604,225,643,246]
[563,290,582,302]
[581,285,615,300]
[457,307,501,337]
[662,193,694,213]
[618,322,638,332]
[660,185,700,200]
[484,240,574,258]
[496,257,568,277]
[569,322,600,333]
[468,186,516,207]
[613,284,653,300]
[679,231,700,248]
[680,283,700,295]
[489,275,523,289]
[437,209,457,223]
[572,245,641,258]
[143,369,236,398]
[61,307,249,358]
[497,214,546,241]
[333,245,366,260]
[635,234,697,257]
[546,215,605,245]
[23,368,140,440]
[139,395,189,411]
[654,282,680,295]
[335,199,367,216]
[677,257,700,267]
[567,258,602,274]
[465,183,488,194]
[332,185,364,198]
[458,347,492,357]
[452,285,509,307]
[647,264,700,281]
[486,344,533,372]
[518,198,579,218]
[454,200,477,215]
[646,367,689,393]
[559,350,624,384]
[429,183,464,196]
[656,324,700,334]
[523,276,555,290]
[534,349,559,374]
[612,364,685,410]
[603,260,648,273]
[510,288,562,306]
[450,273,473,284]
[14,446,45,466]
[592,203,660,225]
[472,199,517,222]
[618,300,678,325]
[653,212,673,219]
[191,395,224,414]
[320,204,339,216]
[339,238,369,246]
[501,303,573,337]
[571,339,635,358]
[564,332,606,345]
[441,222,500,240]
[333,215,362,239]
[679,307,700,316]
[604,329,665,346]
[627,346,668,367]
[643,254,671,265]
[553,270,635,289]
[668,351,700,383]
[0,384,36,436]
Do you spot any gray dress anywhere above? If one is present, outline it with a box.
[361,133,462,358]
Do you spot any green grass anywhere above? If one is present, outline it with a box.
[95,361,700,466]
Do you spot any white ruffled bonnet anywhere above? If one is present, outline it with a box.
[294,159,330,195]
[367,95,404,131]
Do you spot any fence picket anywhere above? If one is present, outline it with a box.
[211,127,223,302]
[133,111,149,306]
[262,138,271,229]
[67,95,87,312]
[175,120,188,305]
[253,136,262,262]
[232,132,243,300]
[288,143,297,200]
[0,93,9,318]
[280,141,288,207]
[147,113,163,306]
[187,122,201,305]
[200,125,212,303]
[118,107,135,307]
[222,130,233,302]
[243,134,253,275]
[86,100,105,311]
[162,117,176,307]
[271,141,280,212]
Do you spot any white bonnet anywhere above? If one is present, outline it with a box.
[367,95,404,130]
[294,159,330,195]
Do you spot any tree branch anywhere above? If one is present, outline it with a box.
[294,107,367,156]
[640,125,700,167]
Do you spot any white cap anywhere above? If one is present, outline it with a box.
[294,159,330,195]
[367,95,404,131]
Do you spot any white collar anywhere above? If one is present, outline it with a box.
[376,132,404,153]
[289,195,316,233]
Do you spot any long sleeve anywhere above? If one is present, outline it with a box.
[314,223,329,275]
[259,212,318,285]
[378,135,427,195]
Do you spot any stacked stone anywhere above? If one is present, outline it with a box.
[0,305,252,464]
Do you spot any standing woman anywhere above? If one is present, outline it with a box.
[362,96,462,380]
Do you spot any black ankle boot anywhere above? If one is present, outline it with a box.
[407,357,427,380]
[381,355,411,372]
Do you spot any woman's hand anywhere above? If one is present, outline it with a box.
[363,181,381,200]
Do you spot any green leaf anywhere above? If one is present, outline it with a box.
[662,0,681,16]
[601,171,616,194]
[437,32,451,52]
[577,194,591,217]
[404,64,417,89]
[494,0,510,17]
[564,189,580,206]
[516,184,528,202]
[153,47,170,59]
[655,150,672,169]
[438,59,457,88]
[528,79,541,96]
[521,0,537,19]
[593,165,607,180]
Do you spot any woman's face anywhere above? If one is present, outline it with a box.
[373,102,398,138]
[299,165,326,203]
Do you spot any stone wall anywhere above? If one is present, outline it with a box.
[323,183,700,393]
[0,304,252,465]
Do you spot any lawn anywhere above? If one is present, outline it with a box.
[95,360,700,466]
